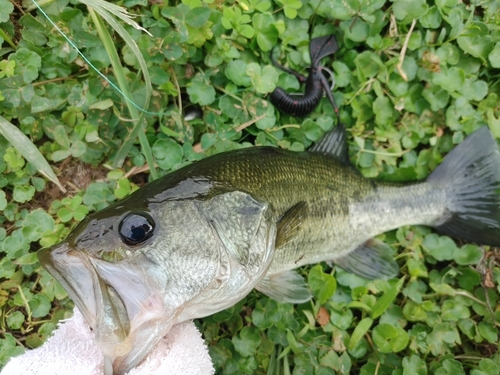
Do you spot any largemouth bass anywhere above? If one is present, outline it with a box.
[38,126,500,374]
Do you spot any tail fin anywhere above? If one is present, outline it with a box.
[428,127,500,246]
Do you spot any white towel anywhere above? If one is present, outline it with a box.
[1,308,214,375]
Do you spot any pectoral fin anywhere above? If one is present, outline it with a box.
[256,270,312,304]
[335,239,399,280]
[275,201,308,249]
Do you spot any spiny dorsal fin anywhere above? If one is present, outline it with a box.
[255,270,312,304]
[275,201,308,249]
[334,238,399,280]
[308,124,349,164]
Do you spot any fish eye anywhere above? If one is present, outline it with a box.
[118,212,155,246]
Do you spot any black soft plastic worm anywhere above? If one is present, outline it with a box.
[270,34,339,119]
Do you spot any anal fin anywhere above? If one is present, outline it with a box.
[335,239,399,280]
[256,270,312,304]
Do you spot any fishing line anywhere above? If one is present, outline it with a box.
[31,0,161,116]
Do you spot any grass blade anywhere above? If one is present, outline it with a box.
[80,0,152,35]
[0,115,66,192]
[88,8,157,179]
[79,0,152,104]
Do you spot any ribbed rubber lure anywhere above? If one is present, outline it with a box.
[270,34,339,119]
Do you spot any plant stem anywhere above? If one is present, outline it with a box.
[88,8,157,179]
[17,286,32,323]
[0,29,16,50]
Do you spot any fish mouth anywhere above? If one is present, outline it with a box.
[38,244,132,358]
[38,243,173,372]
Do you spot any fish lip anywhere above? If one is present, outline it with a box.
[37,244,130,356]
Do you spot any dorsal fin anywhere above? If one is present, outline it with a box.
[308,124,349,164]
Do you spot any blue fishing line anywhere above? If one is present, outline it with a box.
[31,0,161,116]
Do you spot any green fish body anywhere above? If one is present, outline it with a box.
[38,126,500,374]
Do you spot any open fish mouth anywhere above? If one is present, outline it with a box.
[38,244,132,358]
[38,242,172,373]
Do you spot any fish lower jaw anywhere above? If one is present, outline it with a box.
[97,293,168,367]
